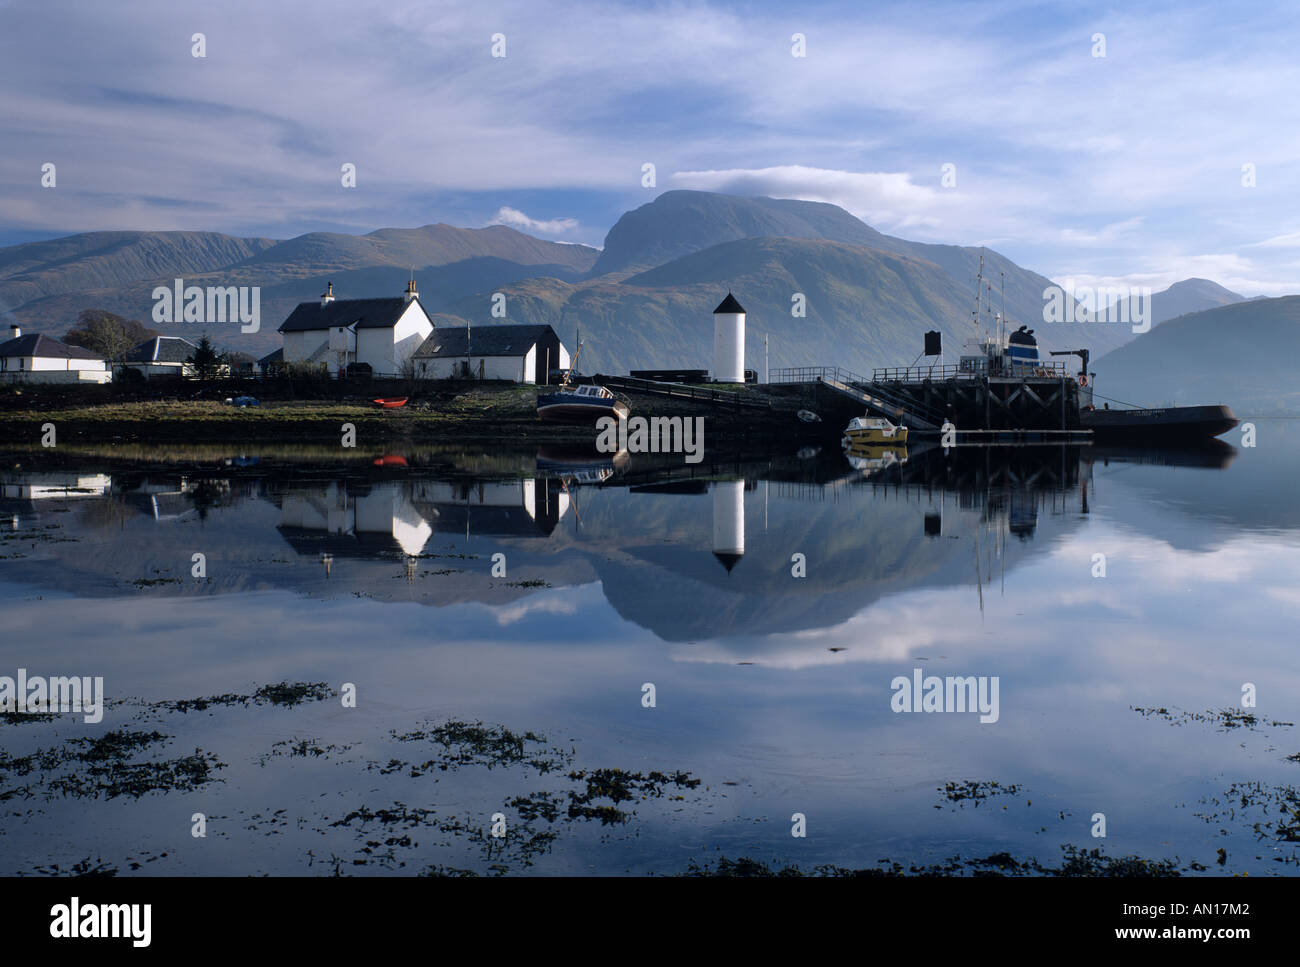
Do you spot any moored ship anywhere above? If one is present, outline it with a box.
[537,383,630,424]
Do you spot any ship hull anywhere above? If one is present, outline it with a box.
[1080,404,1238,441]
[537,396,630,424]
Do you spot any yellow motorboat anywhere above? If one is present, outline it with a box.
[842,415,908,447]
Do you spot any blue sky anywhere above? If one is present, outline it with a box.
[2,0,1299,294]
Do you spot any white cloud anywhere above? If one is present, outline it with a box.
[489,206,580,236]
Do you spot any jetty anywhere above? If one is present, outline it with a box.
[771,361,1085,437]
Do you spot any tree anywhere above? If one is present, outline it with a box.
[186,334,227,380]
[64,309,158,362]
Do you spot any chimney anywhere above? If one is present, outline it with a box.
[8,325,19,340]
[404,278,419,304]
[321,282,335,306]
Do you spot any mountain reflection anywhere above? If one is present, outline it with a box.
[0,434,1259,641]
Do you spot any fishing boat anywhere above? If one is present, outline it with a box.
[535,339,630,424]
[372,397,407,409]
[537,383,630,423]
[842,415,908,447]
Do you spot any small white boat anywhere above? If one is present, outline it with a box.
[842,415,908,447]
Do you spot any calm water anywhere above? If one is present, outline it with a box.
[2,422,1299,876]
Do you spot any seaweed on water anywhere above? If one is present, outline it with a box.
[0,728,225,801]
[1132,706,1294,731]
[682,845,1186,878]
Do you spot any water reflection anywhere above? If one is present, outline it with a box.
[0,436,1262,643]
[6,425,1300,877]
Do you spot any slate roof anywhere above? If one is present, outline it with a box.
[278,297,412,333]
[414,324,557,358]
[124,336,198,364]
[258,347,283,366]
[713,292,745,314]
[0,332,104,360]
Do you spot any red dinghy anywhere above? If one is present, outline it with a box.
[372,397,408,409]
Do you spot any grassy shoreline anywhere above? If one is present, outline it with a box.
[1,395,593,445]
[0,382,820,447]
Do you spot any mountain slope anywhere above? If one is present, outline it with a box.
[240,224,598,280]
[449,235,1115,375]
[589,189,1147,358]
[1093,296,1300,412]
[592,190,891,274]
[0,225,599,353]
[0,231,276,310]
[1103,278,1244,330]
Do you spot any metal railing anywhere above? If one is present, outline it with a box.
[595,374,772,409]
[872,361,1069,381]
[769,366,944,426]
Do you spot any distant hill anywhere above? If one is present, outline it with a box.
[592,190,894,274]
[447,235,1151,375]
[451,236,979,374]
[0,225,598,354]
[1101,278,1244,330]
[1094,296,1300,413]
[0,231,276,309]
[585,190,1147,362]
[1,193,1275,376]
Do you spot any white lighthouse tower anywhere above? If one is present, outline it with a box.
[712,480,745,572]
[712,292,746,383]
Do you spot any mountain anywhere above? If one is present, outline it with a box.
[592,190,894,274]
[452,236,981,374]
[1,192,1267,376]
[1103,278,1244,330]
[1149,278,1243,319]
[0,231,276,310]
[0,225,599,354]
[585,190,1152,361]
[1093,296,1300,412]
[447,234,1146,375]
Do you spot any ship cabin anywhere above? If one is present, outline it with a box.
[958,325,1042,378]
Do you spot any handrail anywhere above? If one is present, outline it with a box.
[772,362,1072,383]
[595,374,772,409]
[770,366,944,424]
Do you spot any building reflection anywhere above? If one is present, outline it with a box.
[276,478,568,559]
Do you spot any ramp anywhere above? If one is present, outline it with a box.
[818,375,940,431]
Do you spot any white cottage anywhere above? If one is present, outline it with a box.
[119,336,199,379]
[0,327,111,384]
[412,324,569,384]
[277,281,434,376]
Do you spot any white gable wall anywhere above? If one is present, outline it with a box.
[355,302,434,375]
[0,355,111,383]
[417,354,527,381]
[282,329,329,364]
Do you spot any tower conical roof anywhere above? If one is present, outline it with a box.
[713,292,745,314]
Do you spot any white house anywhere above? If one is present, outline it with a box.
[277,281,434,376]
[119,335,198,379]
[0,326,111,384]
[412,324,570,383]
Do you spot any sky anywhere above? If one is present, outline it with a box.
[2,0,1299,295]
